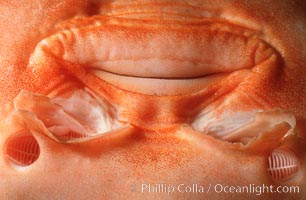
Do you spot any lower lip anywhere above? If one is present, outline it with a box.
[91,69,228,95]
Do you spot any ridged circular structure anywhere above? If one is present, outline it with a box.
[268,147,299,181]
[6,133,40,166]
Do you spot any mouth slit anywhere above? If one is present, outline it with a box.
[91,69,229,95]
[90,67,228,79]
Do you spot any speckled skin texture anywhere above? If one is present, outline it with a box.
[0,1,305,200]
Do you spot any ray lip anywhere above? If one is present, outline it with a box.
[31,16,278,96]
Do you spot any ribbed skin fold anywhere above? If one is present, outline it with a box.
[6,134,40,166]
[268,148,299,181]
[58,130,89,140]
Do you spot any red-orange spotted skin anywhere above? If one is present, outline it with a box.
[0,1,305,200]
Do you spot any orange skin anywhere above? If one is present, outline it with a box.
[0,1,305,199]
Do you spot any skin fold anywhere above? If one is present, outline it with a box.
[0,0,305,199]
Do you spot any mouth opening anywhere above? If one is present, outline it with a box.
[90,69,230,95]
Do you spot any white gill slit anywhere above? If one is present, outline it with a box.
[268,148,299,181]
[6,133,40,166]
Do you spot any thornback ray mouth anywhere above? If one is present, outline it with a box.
[23,14,289,143]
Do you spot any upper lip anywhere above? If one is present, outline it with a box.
[31,15,278,97]
[84,24,268,79]
[42,16,275,79]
